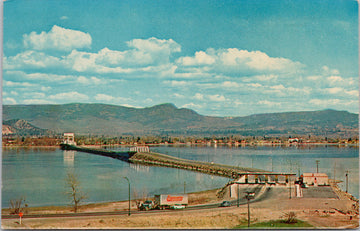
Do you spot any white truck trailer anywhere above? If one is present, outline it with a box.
[154,194,188,210]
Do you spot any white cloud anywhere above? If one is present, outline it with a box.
[23,25,92,51]
[322,65,340,75]
[163,80,189,87]
[41,86,52,91]
[4,50,63,70]
[326,87,343,94]
[3,97,17,104]
[94,94,114,101]
[94,94,131,104]
[77,76,102,85]
[222,81,240,88]
[309,98,341,106]
[254,74,278,82]
[27,72,74,81]
[22,99,52,104]
[173,93,185,99]
[181,102,203,109]
[270,85,286,90]
[127,37,181,54]
[177,48,304,76]
[66,37,180,74]
[4,80,35,87]
[257,100,281,106]
[193,93,204,100]
[208,94,226,102]
[49,91,89,100]
[306,75,322,81]
[345,90,359,96]
[10,91,18,96]
[247,83,262,88]
[23,92,46,98]
[234,99,243,105]
[177,51,215,66]
[60,16,69,20]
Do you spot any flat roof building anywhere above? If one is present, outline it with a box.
[302,173,329,186]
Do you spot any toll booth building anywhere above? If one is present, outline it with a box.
[302,173,329,186]
[63,133,77,146]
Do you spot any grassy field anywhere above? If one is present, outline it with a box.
[233,219,313,229]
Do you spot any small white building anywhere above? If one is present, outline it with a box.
[302,173,329,186]
[63,133,76,145]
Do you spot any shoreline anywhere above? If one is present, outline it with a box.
[3,142,359,149]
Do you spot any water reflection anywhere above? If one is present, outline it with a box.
[63,150,75,167]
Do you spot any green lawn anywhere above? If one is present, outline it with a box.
[233,219,313,229]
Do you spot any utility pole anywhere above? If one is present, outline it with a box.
[237,184,240,207]
[289,175,292,199]
[123,177,131,216]
[345,171,349,193]
[245,191,255,228]
[316,160,320,173]
[334,162,336,182]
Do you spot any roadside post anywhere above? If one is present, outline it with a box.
[18,212,23,225]
[345,171,349,193]
[245,191,255,228]
[123,177,131,216]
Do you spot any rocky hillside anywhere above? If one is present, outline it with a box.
[2,119,52,136]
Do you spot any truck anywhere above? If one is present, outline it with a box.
[154,194,188,210]
[139,200,154,211]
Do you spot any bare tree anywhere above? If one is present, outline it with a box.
[132,186,148,209]
[65,171,87,213]
[9,197,27,215]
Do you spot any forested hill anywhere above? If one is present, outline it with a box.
[2,103,358,137]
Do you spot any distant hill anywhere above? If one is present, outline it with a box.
[2,119,52,136]
[2,103,359,137]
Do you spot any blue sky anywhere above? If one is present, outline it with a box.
[2,0,359,116]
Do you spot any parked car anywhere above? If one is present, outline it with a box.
[220,201,231,207]
[171,204,186,209]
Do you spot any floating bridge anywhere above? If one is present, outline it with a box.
[60,144,295,180]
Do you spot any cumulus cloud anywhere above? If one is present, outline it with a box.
[177,51,215,66]
[163,80,189,87]
[181,102,203,109]
[4,50,63,70]
[23,25,92,51]
[309,98,341,106]
[193,93,204,100]
[22,99,52,104]
[49,91,89,101]
[208,94,226,102]
[3,97,17,104]
[77,76,102,85]
[4,80,36,87]
[65,37,180,74]
[94,94,131,104]
[177,48,304,76]
[257,100,281,106]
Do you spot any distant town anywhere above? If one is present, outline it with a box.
[2,134,359,147]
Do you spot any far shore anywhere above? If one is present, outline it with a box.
[3,142,359,149]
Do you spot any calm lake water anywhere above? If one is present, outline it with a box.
[2,145,359,208]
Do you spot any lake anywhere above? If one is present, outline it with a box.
[2,145,358,208]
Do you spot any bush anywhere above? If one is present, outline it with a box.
[281,211,297,224]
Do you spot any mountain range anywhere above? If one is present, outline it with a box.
[2,103,359,137]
